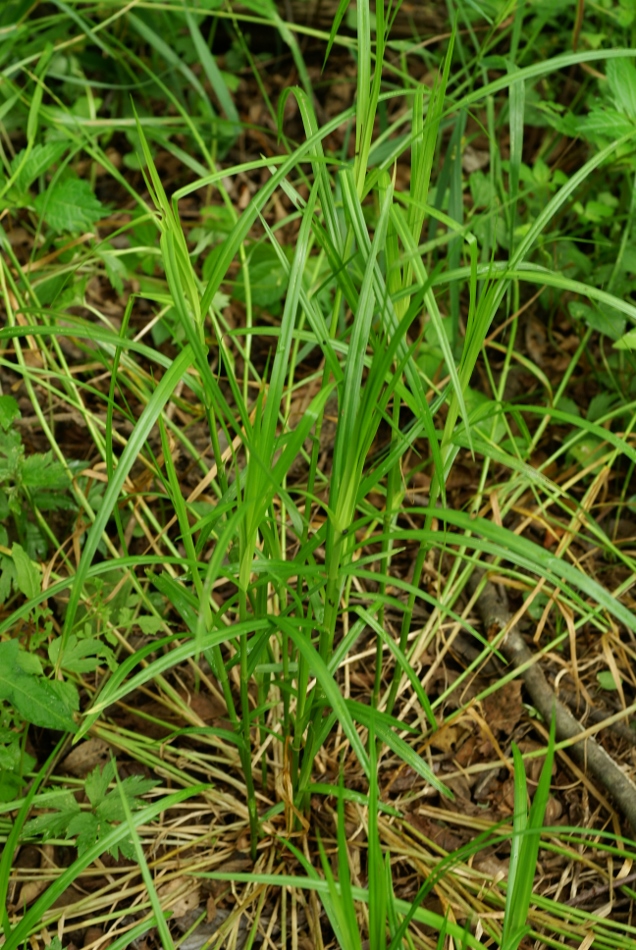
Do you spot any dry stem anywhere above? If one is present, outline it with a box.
[469,572,636,836]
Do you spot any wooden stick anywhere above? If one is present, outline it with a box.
[469,572,636,836]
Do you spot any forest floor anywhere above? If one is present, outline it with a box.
[3,1,636,949]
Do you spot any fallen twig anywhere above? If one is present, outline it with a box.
[468,572,636,836]
[559,687,636,747]
[565,869,636,907]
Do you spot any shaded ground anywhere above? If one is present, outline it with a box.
[4,3,636,949]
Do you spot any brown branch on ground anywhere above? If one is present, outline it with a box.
[565,869,636,907]
[558,688,636,748]
[468,571,636,836]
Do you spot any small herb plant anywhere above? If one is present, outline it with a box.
[22,760,158,860]
[0,394,72,562]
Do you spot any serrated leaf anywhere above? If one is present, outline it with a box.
[0,739,21,771]
[10,672,78,732]
[85,760,115,806]
[21,452,69,490]
[236,260,287,307]
[49,634,116,673]
[10,142,67,196]
[577,108,635,142]
[24,522,47,561]
[0,395,20,431]
[112,835,137,861]
[66,811,100,856]
[136,614,164,635]
[0,428,24,469]
[20,760,156,859]
[570,300,626,341]
[98,774,158,822]
[33,177,105,234]
[97,242,127,294]
[231,245,289,308]
[607,58,636,120]
[15,649,43,676]
[32,490,75,512]
[23,792,80,839]
[66,762,159,858]
[11,542,40,599]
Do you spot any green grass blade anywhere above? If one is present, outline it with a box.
[0,737,67,941]
[502,715,556,950]
[367,717,387,950]
[358,607,436,730]
[60,346,194,645]
[6,788,202,950]
[114,762,175,950]
[183,3,239,125]
[277,617,370,779]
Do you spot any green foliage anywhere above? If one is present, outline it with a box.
[2,1,636,947]
[48,633,116,674]
[0,395,73,561]
[0,396,19,431]
[0,711,36,802]
[0,639,78,733]
[23,760,159,859]
[230,242,291,311]
[597,670,619,690]
[7,142,67,204]
[569,300,626,342]
[0,541,40,603]
[501,718,556,950]
[33,176,106,234]
[577,58,636,145]
[1,138,106,238]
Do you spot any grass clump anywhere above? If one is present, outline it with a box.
[2,0,636,947]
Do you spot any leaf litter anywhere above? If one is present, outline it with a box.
[3,2,636,949]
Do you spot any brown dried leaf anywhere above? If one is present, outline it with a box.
[474,854,509,878]
[16,878,48,907]
[429,724,462,753]
[62,738,110,777]
[157,877,201,919]
[482,680,523,734]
